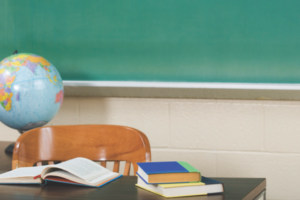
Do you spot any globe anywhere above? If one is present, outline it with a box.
[0,53,63,132]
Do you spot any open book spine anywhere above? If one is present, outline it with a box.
[44,174,123,188]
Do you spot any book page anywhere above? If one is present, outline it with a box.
[89,171,119,184]
[0,165,51,179]
[50,157,110,182]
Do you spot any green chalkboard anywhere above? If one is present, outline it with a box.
[1,0,300,83]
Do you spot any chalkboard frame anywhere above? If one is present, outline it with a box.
[63,81,300,100]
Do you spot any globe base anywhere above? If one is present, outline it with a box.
[4,143,15,154]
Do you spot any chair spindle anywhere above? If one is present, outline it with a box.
[124,161,131,175]
[113,161,120,173]
[100,161,106,168]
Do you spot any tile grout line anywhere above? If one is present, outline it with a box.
[77,97,81,124]
[215,152,217,177]
[263,104,266,152]
[151,147,300,156]
[168,102,171,148]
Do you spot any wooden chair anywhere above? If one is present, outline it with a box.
[12,124,151,175]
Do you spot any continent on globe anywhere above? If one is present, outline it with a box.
[2,54,51,74]
[0,67,18,111]
[55,90,64,107]
[0,53,64,132]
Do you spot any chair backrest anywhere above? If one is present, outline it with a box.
[12,125,151,175]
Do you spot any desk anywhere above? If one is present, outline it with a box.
[0,141,266,200]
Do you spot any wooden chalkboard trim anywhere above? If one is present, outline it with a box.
[63,81,300,100]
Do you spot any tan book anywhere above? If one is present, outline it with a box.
[136,176,224,198]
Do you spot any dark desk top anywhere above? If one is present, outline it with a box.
[0,141,266,200]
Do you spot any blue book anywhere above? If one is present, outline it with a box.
[137,161,201,184]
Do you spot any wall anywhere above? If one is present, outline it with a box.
[1,97,299,200]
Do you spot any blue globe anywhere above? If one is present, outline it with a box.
[0,53,63,132]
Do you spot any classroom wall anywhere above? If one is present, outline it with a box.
[0,97,299,200]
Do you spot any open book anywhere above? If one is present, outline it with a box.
[0,157,122,187]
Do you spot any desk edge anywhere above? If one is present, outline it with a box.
[242,179,266,200]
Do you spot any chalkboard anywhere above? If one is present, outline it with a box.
[1,0,300,83]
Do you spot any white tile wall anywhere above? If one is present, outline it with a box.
[216,152,300,200]
[265,103,300,153]
[48,97,79,125]
[79,98,169,147]
[78,98,106,124]
[0,97,299,199]
[0,122,19,141]
[170,101,265,151]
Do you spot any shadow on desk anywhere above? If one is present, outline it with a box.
[0,182,96,199]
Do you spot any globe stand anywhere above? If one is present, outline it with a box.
[4,143,15,154]
[4,130,25,155]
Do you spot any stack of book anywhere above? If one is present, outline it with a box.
[136,161,224,198]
